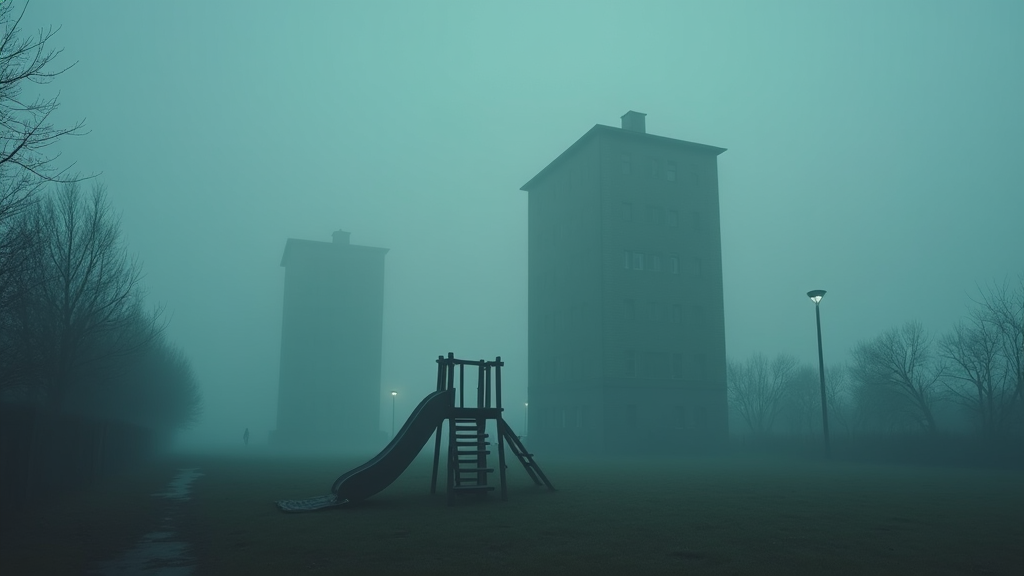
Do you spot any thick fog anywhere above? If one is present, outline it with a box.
[20,1,1023,449]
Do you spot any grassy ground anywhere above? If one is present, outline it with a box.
[0,460,181,575]
[176,451,1023,576]
[1,451,1019,575]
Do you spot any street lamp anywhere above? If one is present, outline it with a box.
[524,402,529,437]
[391,391,398,438]
[807,290,831,457]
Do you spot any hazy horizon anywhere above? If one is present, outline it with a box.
[18,0,1023,449]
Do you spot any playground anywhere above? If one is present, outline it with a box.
[2,450,1022,575]
[277,354,553,512]
[2,356,1021,574]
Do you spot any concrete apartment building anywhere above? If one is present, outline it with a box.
[272,230,388,451]
[522,111,728,453]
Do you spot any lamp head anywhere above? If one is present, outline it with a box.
[807,289,826,304]
[391,391,397,397]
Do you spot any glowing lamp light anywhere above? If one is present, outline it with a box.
[390,391,398,438]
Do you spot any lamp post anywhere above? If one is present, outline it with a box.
[807,290,831,458]
[391,391,398,438]
[524,402,529,437]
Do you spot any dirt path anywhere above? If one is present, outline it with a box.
[88,468,204,575]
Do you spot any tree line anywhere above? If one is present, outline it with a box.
[1,1,200,509]
[728,280,1023,450]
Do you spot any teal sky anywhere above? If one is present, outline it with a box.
[20,0,1024,448]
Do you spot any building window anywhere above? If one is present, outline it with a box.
[694,354,708,380]
[645,301,656,322]
[624,299,635,320]
[667,162,677,182]
[632,252,644,270]
[650,159,659,179]
[625,405,637,430]
[672,353,684,379]
[695,406,707,430]
[668,210,679,228]
[621,154,631,175]
[650,254,662,272]
[669,255,680,274]
[690,305,705,326]
[643,205,665,227]
[622,202,632,222]
[691,211,702,230]
[625,350,636,377]
[646,205,664,226]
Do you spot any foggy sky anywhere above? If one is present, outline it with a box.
[20,0,1024,448]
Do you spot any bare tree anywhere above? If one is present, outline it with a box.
[851,321,942,435]
[941,279,1024,438]
[825,363,858,436]
[15,182,149,413]
[68,324,202,432]
[0,0,87,315]
[780,364,819,436]
[728,353,799,436]
[974,278,1024,407]
[0,1,85,187]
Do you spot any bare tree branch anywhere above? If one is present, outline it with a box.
[0,0,89,321]
[944,279,1024,438]
[851,321,942,434]
[13,182,146,411]
[728,353,799,436]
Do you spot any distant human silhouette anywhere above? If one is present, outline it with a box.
[243,428,250,446]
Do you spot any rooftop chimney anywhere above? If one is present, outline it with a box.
[332,230,351,245]
[621,111,647,133]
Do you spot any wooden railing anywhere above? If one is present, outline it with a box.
[435,352,504,411]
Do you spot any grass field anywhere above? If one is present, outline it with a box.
[180,451,1022,575]
[0,463,182,575]
[2,451,1022,575]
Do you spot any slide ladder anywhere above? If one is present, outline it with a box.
[431,353,555,504]
[449,416,495,501]
[499,419,555,491]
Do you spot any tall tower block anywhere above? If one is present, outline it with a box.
[522,112,729,453]
[273,230,388,451]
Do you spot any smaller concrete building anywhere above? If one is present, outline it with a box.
[272,230,388,452]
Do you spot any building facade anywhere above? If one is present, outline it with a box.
[272,230,388,451]
[522,111,728,453]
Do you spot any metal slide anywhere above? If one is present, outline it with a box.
[329,388,454,504]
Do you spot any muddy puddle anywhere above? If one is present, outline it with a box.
[88,468,204,575]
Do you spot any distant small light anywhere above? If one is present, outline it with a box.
[391,391,397,397]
